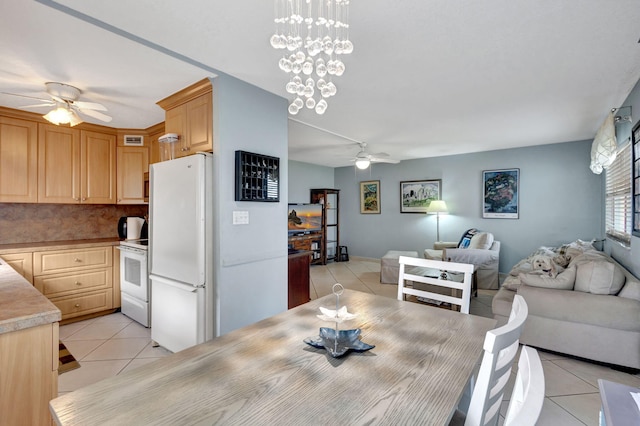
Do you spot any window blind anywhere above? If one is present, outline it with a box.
[605,142,632,244]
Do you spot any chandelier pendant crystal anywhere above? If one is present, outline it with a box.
[270,0,353,115]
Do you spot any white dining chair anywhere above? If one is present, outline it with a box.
[397,255,474,314]
[503,345,545,426]
[463,294,529,426]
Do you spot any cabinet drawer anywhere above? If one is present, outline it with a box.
[34,268,112,298]
[51,290,113,320]
[34,247,112,275]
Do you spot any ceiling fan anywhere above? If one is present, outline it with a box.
[1,82,112,126]
[351,142,400,169]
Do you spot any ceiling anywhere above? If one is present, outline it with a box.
[1,1,639,168]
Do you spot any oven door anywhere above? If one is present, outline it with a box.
[120,246,149,302]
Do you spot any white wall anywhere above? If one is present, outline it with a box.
[331,139,602,273]
[211,74,289,335]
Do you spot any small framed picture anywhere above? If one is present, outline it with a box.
[360,180,381,214]
[483,169,519,219]
[400,179,441,213]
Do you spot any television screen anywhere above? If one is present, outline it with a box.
[288,203,322,235]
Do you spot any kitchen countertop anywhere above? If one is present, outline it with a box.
[0,260,61,334]
[0,237,121,255]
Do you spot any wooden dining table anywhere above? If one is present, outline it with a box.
[50,289,496,425]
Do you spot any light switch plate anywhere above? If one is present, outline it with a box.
[233,210,249,225]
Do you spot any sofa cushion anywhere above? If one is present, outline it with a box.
[619,279,640,302]
[574,260,625,295]
[502,275,522,291]
[518,265,576,290]
[468,232,494,250]
[517,285,640,332]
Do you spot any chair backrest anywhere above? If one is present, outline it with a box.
[465,295,529,426]
[504,346,545,426]
[396,255,474,314]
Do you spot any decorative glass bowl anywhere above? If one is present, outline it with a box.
[304,327,375,358]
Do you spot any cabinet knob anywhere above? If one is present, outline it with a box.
[75,281,81,286]
[74,198,80,201]
[74,258,82,263]
[181,147,189,152]
[81,197,86,201]
[74,303,80,308]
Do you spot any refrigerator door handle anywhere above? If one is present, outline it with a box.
[150,275,199,292]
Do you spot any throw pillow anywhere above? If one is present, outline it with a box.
[574,260,626,295]
[458,228,478,248]
[518,265,576,290]
[468,232,494,250]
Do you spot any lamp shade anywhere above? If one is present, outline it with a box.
[427,200,448,214]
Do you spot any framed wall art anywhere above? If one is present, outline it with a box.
[400,179,441,213]
[360,180,381,214]
[483,168,519,219]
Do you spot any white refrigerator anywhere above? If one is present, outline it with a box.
[149,152,216,352]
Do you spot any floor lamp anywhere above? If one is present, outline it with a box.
[427,200,448,242]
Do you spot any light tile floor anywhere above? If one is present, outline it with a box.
[58,257,640,425]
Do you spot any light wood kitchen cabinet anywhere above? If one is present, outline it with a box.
[157,78,212,158]
[0,116,38,203]
[117,146,149,204]
[0,322,58,426]
[148,126,164,164]
[38,124,116,204]
[113,246,121,308]
[0,252,33,283]
[33,246,114,320]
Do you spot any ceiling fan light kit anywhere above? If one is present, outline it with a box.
[43,104,82,127]
[4,82,112,127]
[271,0,353,116]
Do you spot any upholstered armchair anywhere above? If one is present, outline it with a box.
[424,230,500,290]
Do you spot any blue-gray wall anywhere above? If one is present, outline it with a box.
[289,140,603,274]
[288,160,334,203]
[212,74,289,335]
[335,140,602,273]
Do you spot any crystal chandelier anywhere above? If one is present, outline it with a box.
[270,0,353,115]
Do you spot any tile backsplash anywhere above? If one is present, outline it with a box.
[0,204,148,244]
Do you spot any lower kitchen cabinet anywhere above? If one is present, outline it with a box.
[0,322,58,426]
[32,245,116,321]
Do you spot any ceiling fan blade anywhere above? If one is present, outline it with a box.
[77,108,112,123]
[0,92,50,102]
[73,100,107,111]
[371,157,400,164]
[20,102,55,108]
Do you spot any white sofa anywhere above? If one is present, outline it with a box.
[492,241,640,369]
[424,230,500,290]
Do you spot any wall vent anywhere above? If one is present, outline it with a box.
[124,135,144,146]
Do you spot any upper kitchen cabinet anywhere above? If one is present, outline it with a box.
[157,78,212,159]
[116,146,148,204]
[0,116,38,203]
[38,124,116,204]
[147,123,165,165]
